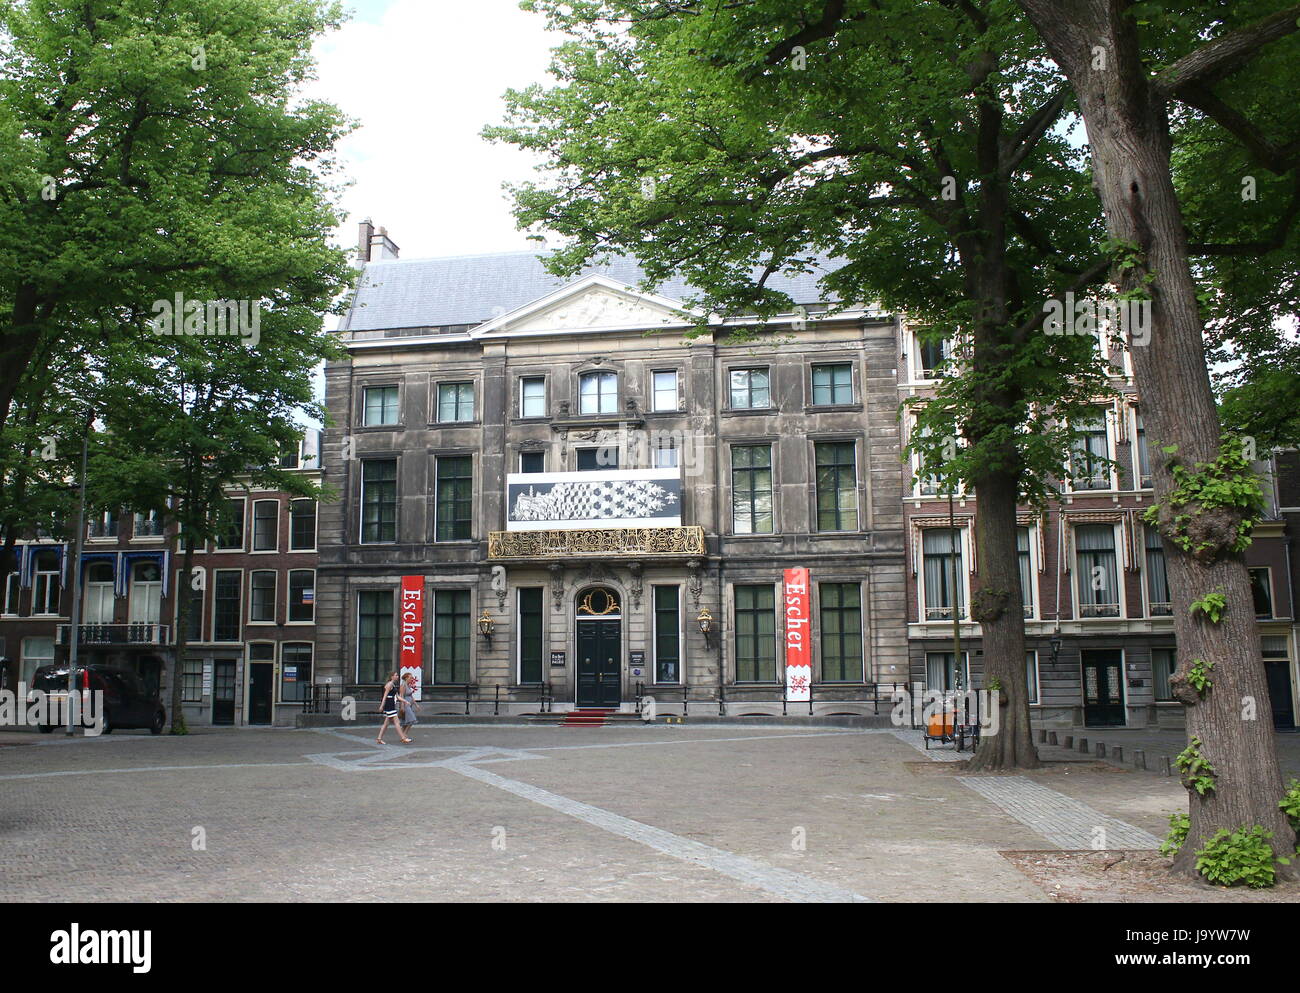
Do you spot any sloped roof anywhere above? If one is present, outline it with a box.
[338,249,844,332]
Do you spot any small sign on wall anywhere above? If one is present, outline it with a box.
[629,650,645,669]
[550,651,566,668]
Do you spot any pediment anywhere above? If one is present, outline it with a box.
[474,275,697,336]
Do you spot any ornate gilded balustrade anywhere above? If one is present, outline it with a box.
[488,525,706,559]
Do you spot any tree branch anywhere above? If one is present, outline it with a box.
[1153,5,1300,99]
[1177,83,1300,175]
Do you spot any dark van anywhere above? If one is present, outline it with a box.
[30,664,166,735]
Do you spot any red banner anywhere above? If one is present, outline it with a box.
[783,567,811,701]
[399,576,424,700]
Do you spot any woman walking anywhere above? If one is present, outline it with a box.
[399,673,420,737]
[377,671,411,744]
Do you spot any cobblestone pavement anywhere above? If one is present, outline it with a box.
[0,723,1191,902]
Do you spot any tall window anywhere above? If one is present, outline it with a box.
[216,499,245,549]
[1025,650,1040,704]
[288,570,314,622]
[1152,648,1177,701]
[20,636,56,686]
[363,385,399,426]
[88,510,118,540]
[922,528,965,621]
[1070,412,1111,490]
[1145,527,1171,615]
[815,441,858,531]
[729,368,770,409]
[249,571,276,622]
[1017,527,1034,618]
[731,445,773,534]
[520,377,546,417]
[282,643,313,702]
[1250,568,1274,619]
[811,363,853,405]
[252,500,278,551]
[653,436,678,469]
[357,590,393,683]
[652,371,679,411]
[435,456,473,541]
[361,459,397,543]
[129,562,162,625]
[178,571,203,641]
[653,586,681,684]
[2,571,19,614]
[182,659,204,702]
[32,551,60,615]
[734,585,776,682]
[84,562,115,625]
[917,335,950,378]
[579,371,618,414]
[434,590,471,683]
[437,382,475,422]
[289,499,316,550]
[1135,411,1152,488]
[213,570,242,642]
[1075,524,1120,617]
[133,508,163,538]
[925,651,968,691]
[518,588,544,684]
[520,451,545,473]
[819,582,863,682]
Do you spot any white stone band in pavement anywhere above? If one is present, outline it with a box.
[448,760,872,903]
[960,776,1160,850]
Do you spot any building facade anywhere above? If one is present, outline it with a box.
[0,436,321,728]
[316,230,909,716]
[898,324,1299,730]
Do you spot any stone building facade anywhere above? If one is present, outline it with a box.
[316,231,909,716]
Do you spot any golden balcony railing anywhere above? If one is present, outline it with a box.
[488,526,706,559]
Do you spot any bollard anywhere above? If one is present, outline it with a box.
[1078,737,1088,753]
[1096,742,1106,758]
[1048,731,1058,746]
[1134,749,1146,770]
[1113,746,1123,762]
[1162,755,1172,776]
[1063,735,1074,750]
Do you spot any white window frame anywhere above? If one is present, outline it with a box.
[651,584,683,686]
[251,499,279,553]
[32,551,61,617]
[287,568,315,625]
[211,568,244,643]
[578,370,618,415]
[1066,405,1118,493]
[651,370,680,412]
[362,384,400,426]
[248,569,278,624]
[919,526,971,623]
[1073,521,1126,619]
[519,376,547,418]
[289,499,317,552]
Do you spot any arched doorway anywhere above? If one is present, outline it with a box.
[575,586,621,708]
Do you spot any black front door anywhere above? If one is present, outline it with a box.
[1082,650,1126,727]
[212,660,236,725]
[248,663,274,725]
[576,620,620,708]
[1265,660,1296,729]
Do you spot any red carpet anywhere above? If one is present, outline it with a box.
[561,708,615,727]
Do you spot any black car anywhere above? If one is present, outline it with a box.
[30,664,166,735]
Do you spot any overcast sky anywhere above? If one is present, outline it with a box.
[309,0,563,261]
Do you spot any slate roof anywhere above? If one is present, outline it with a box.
[338,249,846,333]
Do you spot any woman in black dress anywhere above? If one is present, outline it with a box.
[377,671,411,744]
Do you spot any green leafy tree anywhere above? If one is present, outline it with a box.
[1018,0,1300,877]
[0,0,351,591]
[91,312,343,733]
[488,0,1123,769]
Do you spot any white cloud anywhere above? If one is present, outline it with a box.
[308,0,562,260]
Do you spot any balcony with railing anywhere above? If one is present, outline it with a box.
[488,525,706,560]
[57,623,172,646]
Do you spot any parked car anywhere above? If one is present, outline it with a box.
[30,664,166,735]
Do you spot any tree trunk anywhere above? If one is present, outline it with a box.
[1019,0,1298,875]
[967,462,1040,770]
[169,536,194,734]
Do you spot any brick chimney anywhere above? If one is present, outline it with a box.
[357,217,374,262]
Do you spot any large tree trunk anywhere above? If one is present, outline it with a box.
[169,536,194,734]
[1020,0,1297,875]
[968,462,1039,770]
